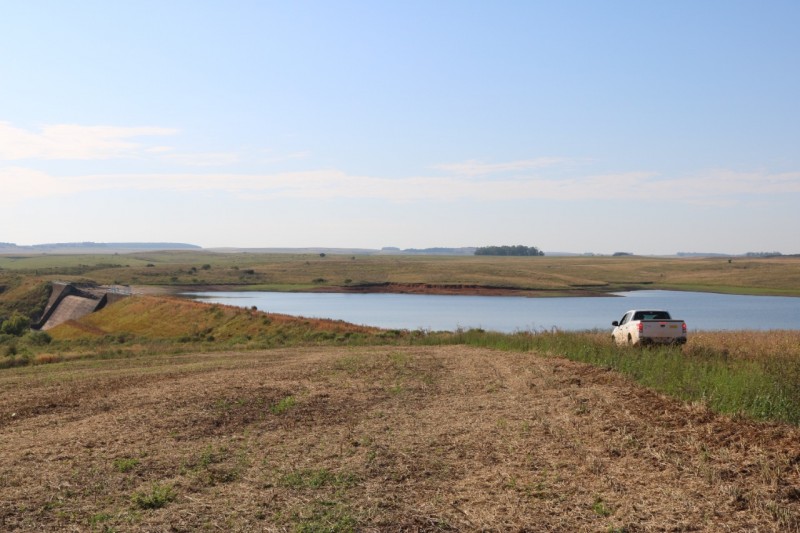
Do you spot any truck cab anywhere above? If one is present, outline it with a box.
[612,310,687,346]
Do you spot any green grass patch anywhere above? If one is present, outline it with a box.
[270,395,297,415]
[278,468,357,490]
[130,483,176,510]
[112,457,140,473]
[184,445,243,486]
[88,512,114,530]
[592,496,613,517]
[290,500,357,533]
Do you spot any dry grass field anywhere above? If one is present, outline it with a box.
[2,252,800,297]
[2,345,799,532]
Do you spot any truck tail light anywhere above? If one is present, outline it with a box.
[638,322,643,333]
[682,323,687,333]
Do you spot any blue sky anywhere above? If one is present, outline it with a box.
[2,1,799,254]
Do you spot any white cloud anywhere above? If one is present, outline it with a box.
[0,122,178,160]
[619,169,800,204]
[2,166,799,206]
[0,167,83,201]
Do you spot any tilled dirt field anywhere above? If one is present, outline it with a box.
[1,346,799,532]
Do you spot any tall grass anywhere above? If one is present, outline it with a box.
[419,328,800,424]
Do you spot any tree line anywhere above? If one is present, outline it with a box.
[474,245,544,256]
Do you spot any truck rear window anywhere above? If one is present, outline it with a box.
[633,311,671,320]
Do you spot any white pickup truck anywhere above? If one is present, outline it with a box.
[611,310,687,346]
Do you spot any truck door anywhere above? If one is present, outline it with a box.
[615,312,631,343]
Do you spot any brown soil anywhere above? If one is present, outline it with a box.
[1,346,798,531]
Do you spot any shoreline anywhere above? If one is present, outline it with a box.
[308,282,613,298]
[136,282,615,298]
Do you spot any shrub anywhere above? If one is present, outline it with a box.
[22,330,52,346]
[4,343,18,357]
[1,312,31,336]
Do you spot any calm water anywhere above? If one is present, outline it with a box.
[187,290,800,332]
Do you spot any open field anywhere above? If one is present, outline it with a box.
[2,257,800,530]
[2,345,800,532]
[2,251,800,297]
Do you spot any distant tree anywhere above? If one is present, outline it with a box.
[745,251,782,257]
[474,245,544,257]
[319,253,326,258]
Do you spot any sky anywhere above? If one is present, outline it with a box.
[1,1,799,255]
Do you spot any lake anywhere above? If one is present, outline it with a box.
[186,290,800,332]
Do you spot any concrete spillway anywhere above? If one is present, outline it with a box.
[36,282,129,331]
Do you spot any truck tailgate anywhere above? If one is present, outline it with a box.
[642,320,684,338]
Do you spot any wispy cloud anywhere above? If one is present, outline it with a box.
[3,166,799,206]
[0,167,76,200]
[161,151,242,167]
[259,151,312,165]
[434,157,567,176]
[157,148,312,167]
[0,122,178,160]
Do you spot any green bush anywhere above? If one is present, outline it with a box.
[22,330,52,346]
[0,311,31,336]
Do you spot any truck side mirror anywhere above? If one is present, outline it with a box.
[611,321,619,326]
